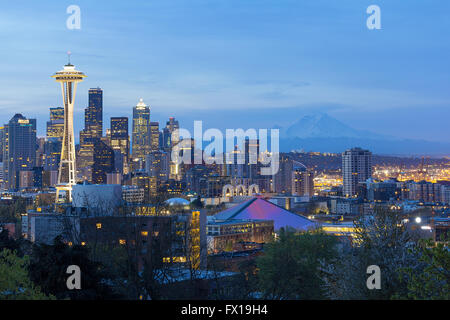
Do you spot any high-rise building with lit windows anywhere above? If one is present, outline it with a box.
[44,107,64,172]
[0,126,5,163]
[3,114,37,190]
[110,117,129,174]
[292,162,314,197]
[150,121,160,152]
[145,150,169,182]
[79,88,103,171]
[46,107,64,139]
[162,117,179,152]
[92,139,115,184]
[342,147,372,197]
[86,88,103,138]
[132,99,150,161]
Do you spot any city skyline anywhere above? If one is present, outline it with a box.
[1,1,449,304]
[0,1,449,146]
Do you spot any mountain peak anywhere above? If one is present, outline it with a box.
[282,113,385,139]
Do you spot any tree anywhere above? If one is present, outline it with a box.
[28,236,118,300]
[257,228,338,300]
[0,197,27,224]
[0,249,54,300]
[0,229,32,257]
[395,239,449,300]
[320,207,419,299]
[190,196,204,209]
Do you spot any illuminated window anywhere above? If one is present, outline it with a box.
[141,231,148,236]
[81,242,86,246]
[119,239,126,245]
[96,223,102,229]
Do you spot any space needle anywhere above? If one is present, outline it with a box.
[52,52,86,203]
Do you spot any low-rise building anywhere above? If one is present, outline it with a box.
[122,185,145,203]
[206,218,274,254]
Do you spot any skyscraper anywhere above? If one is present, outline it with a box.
[78,130,94,172]
[92,139,115,184]
[162,117,181,180]
[86,88,103,138]
[342,147,372,197]
[132,98,150,161]
[78,88,103,171]
[145,150,169,182]
[44,107,64,172]
[150,121,160,152]
[131,174,157,203]
[52,59,86,202]
[43,139,61,171]
[0,126,5,163]
[162,117,179,152]
[110,117,130,174]
[3,114,37,190]
[272,154,293,194]
[46,107,64,138]
[292,162,314,197]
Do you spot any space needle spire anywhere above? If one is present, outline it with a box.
[52,53,86,203]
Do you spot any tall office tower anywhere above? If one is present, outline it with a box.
[92,139,115,184]
[131,174,158,203]
[132,98,150,161]
[1,126,8,187]
[145,150,169,182]
[225,145,244,179]
[272,154,293,194]
[292,162,314,197]
[50,107,64,121]
[162,117,179,151]
[3,114,37,190]
[244,138,260,180]
[78,88,103,171]
[78,129,94,170]
[342,147,372,197]
[52,59,86,202]
[103,129,111,146]
[46,107,64,138]
[225,138,259,181]
[110,117,130,174]
[32,166,44,189]
[35,137,45,167]
[150,121,160,152]
[163,117,181,179]
[0,126,5,162]
[185,165,209,195]
[170,136,193,181]
[43,139,62,171]
[44,107,64,173]
[86,88,103,138]
[0,162,4,189]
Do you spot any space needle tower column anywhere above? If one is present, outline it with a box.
[52,53,86,203]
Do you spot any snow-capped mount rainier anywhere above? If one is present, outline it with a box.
[281,113,390,140]
[278,113,450,156]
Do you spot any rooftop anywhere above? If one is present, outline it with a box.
[214,197,316,231]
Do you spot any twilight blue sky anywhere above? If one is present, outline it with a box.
[0,0,449,143]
